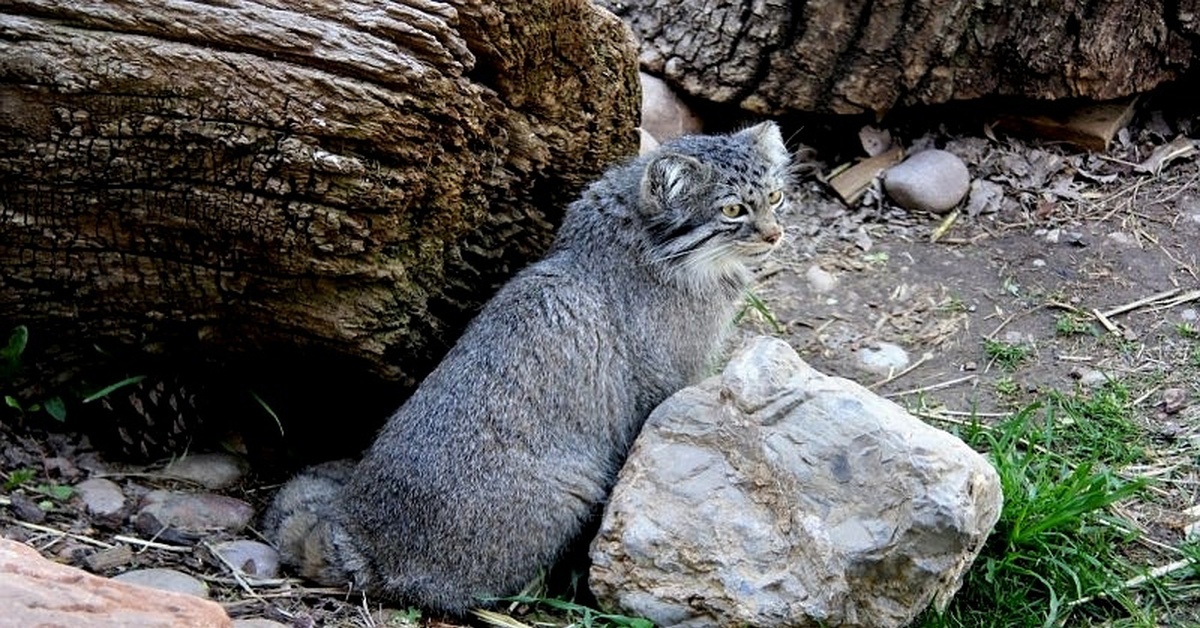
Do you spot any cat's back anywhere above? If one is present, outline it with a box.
[363,247,632,455]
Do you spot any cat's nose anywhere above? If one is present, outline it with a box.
[761,225,783,244]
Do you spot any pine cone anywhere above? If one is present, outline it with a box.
[86,374,209,461]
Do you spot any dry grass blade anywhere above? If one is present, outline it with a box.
[472,608,535,628]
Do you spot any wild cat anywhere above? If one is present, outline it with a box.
[263,121,793,614]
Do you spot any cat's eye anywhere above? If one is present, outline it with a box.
[767,190,784,206]
[721,203,748,218]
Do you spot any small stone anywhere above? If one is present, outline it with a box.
[137,490,255,539]
[210,540,280,579]
[74,477,127,521]
[1031,258,1046,267]
[1078,370,1110,388]
[1062,231,1087,247]
[1181,308,1198,322]
[0,540,231,626]
[1002,331,1025,345]
[855,342,911,375]
[163,452,248,489]
[7,493,46,524]
[113,568,210,599]
[1161,388,1189,415]
[1106,231,1135,246]
[883,149,971,213]
[804,264,838,293]
[639,72,702,143]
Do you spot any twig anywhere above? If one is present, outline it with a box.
[915,411,1060,460]
[887,374,977,398]
[1130,386,1161,408]
[925,409,1012,418]
[1100,287,1182,318]
[202,539,268,603]
[1068,557,1196,608]
[869,352,933,390]
[195,573,293,588]
[985,305,1045,341]
[111,534,192,553]
[1146,288,1200,312]
[1092,308,1120,334]
[7,520,113,549]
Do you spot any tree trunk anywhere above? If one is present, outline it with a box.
[0,0,640,396]
[603,0,1197,116]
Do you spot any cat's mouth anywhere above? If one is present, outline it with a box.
[736,241,779,259]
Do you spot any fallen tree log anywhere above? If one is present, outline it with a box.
[603,0,1197,116]
[0,0,639,408]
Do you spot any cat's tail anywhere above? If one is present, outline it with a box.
[261,459,371,588]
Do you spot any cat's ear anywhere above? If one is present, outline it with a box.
[738,121,789,164]
[640,152,706,214]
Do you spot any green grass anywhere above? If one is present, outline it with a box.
[477,596,653,628]
[984,338,1031,371]
[1176,323,1199,339]
[1055,314,1098,337]
[918,394,1159,628]
[1045,382,1143,465]
[994,376,1020,398]
[735,291,785,334]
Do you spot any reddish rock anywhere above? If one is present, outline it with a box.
[0,539,232,627]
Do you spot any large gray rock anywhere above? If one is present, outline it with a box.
[590,336,1002,628]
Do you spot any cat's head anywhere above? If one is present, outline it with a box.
[638,121,792,292]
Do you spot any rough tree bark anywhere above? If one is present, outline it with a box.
[602,0,1198,116]
[0,1,640,393]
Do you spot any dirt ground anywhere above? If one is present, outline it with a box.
[2,91,1200,626]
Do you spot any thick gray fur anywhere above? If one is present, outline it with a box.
[262,122,794,615]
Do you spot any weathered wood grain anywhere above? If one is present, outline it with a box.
[603,0,1195,116]
[0,0,640,394]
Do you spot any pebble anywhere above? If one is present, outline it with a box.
[1106,231,1135,246]
[163,452,247,489]
[882,149,970,213]
[854,342,911,376]
[1181,308,1197,322]
[1002,331,1026,345]
[74,477,127,520]
[1044,228,1087,246]
[8,493,46,524]
[137,490,255,540]
[210,540,280,579]
[1160,388,1189,415]
[805,265,838,293]
[112,567,209,599]
[1078,369,1111,389]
